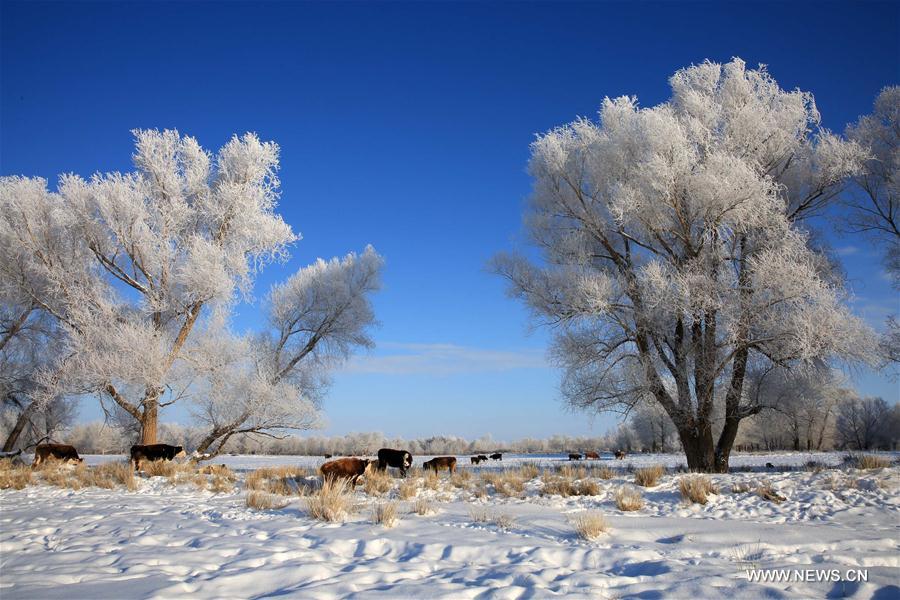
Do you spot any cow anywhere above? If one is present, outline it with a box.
[568,453,582,461]
[423,456,457,474]
[584,451,600,460]
[614,450,627,460]
[477,454,488,462]
[130,444,186,471]
[376,448,413,477]
[32,444,83,468]
[490,453,502,461]
[320,457,374,486]
[470,456,483,465]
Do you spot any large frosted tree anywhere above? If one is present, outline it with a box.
[495,59,875,472]
[1,130,296,443]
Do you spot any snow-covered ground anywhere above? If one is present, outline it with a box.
[1,452,898,599]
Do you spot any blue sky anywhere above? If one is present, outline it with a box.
[2,1,898,440]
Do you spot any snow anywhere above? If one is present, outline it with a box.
[2,452,898,599]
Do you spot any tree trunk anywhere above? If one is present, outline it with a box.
[2,400,37,452]
[140,400,158,444]
[714,416,742,473]
[677,424,716,472]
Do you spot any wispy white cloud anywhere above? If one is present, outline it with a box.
[342,342,550,375]
[835,245,860,256]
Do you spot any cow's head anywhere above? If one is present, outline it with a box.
[66,457,84,465]
[174,447,186,459]
[403,452,412,468]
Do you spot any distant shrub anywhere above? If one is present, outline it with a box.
[856,455,891,470]
[614,485,644,511]
[679,475,718,505]
[634,465,665,487]
[569,511,609,540]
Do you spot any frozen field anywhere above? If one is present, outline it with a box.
[1,452,898,599]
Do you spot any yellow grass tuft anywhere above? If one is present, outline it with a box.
[857,455,891,470]
[413,497,433,515]
[595,466,615,480]
[363,468,394,496]
[371,501,399,527]
[755,481,786,503]
[679,474,718,505]
[247,466,312,495]
[306,478,355,522]
[634,465,665,487]
[246,490,290,510]
[569,511,609,540]
[614,485,644,511]
[398,477,419,500]
[0,460,32,489]
[423,470,441,490]
[482,470,526,497]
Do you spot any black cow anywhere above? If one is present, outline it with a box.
[376,448,413,477]
[470,456,483,465]
[568,453,582,461]
[324,454,333,459]
[477,454,488,462]
[130,444,186,471]
[490,453,502,461]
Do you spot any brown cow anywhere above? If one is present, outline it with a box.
[320,457,374,486]
[614,450,627,460]
[32,443,83,467]
[423,456,457,474]
[584,451,600,460]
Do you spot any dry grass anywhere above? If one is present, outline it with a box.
[423,470,441,490]
[306,478,355,522]
[398,477,419,500]
[824,473,858,491]
[363,468,394,496]
[482,471,526,497]
[90,462,137,491]
[595,466,615,480]
[679,474,718,505]
[449,470,472,488]
[634,465,665,487]
[413,497,433,515]
[246,490,290,510]
[541,473,576,497]
[569,511,609,540]
[468,505,491,523]
[371,501,399,527]
[755,481,786,503]
[208,474,235,494]
[492,512,515,531]
[730,481,751,494]
[857,455,891,470]
[558,465,587,480]
[143,459,179,478]
[614,485,644,511]
[0,459,32,489]
[247,466,313,495]
[517,464,539,480]
[577,479,601,496]
[199,464,237,481]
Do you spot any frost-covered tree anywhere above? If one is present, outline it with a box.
[494,59,875,472]
[0,130,296,443]
[189,247,383,458]
[846,86,900,364]
[835,395,891,450]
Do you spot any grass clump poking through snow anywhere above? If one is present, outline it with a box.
[143,459,179,478]
[614,485,644,511]
[449,470,472,489]
[246,466,312,496]
[363,468,393,496]
[482,470,526,497]
[595,466,614,480]
[0,459,32,489]
[398,477,419,500]
[371,501,399,527]
[755,481,786,503]
[306,478,355,523]
[679,474,718,505]
[413,497,433,515]
[856,455,891,470]
[492,512,515,531]
[634,465,665,487]
[90,462,138,491]
[569,511,609,541]
[246,490,289,510]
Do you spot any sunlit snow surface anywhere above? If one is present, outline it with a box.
[2,452,898,599]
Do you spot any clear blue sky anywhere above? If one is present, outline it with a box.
[2,1,898,440]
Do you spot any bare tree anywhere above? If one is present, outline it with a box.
[494,59,874,472]
[835,395,891,450]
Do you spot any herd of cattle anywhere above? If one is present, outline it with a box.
[23,443,629,486]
